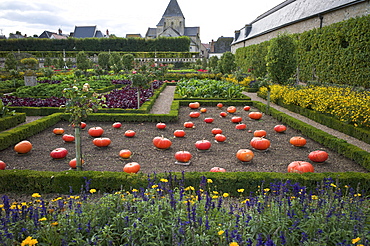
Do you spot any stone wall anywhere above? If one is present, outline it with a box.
[231,1,370,53]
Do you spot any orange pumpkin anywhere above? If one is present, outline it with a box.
[123,162,141,173]
[14,140,33,154]
[253,130,267,137]
[236,149,254,162]
[250,137,270,150]
[290,136,307,147]
[287,161,314,173]
[248,112,263,120]
[227,106,237,113]
[93,138,111,147]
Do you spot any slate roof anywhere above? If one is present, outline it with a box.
[39,31,55,39]
[73,26,105,38]
[157,0,184,26]
[232,0,366,45]
[184,27,199,37]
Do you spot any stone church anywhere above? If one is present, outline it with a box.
[145,0,201,53]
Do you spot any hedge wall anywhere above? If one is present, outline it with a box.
[0,36,190,52]
[235,15,370,88]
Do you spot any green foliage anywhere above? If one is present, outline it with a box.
[219,52,236,74]
[76,51,90,71]
[208,56,219,71]
[235,15,370,88]
[122,53,134,71]
[297,15,370,87]
[0,100,15,118]
[266,33,297,84]
[98,52,110,70]
[5,52,17,70]
[0,37,190,52]
[175,78,244,99]
[109,52,123,73]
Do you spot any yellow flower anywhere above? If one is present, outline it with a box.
[311,195,318,200]
[218,230,224,235]
[184,186,195,191]
[212,195,219,199]
[21,236,38,246]
[31,193,41,198]
[38,217,47,222]
[152,185,158,189]
[213,191,219,194]
[241,199,250,204]
[51,222,58,226]
[223,193,229,198]
[207,179,213,183]
[230,242,239,246]
[237,189,244,193]
[354,193,362,197]
[264,188,270,192]
[330,183,337,188]
[160,178,168,183]
[352,237,361,244]
[132,189,139,192]
[89,189,97,194]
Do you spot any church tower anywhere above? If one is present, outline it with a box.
[145,0,201,52]
[156,0,185,36]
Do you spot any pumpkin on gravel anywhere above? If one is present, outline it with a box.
[14,140,33,154]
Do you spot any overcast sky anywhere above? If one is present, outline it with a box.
[0,0,283,42]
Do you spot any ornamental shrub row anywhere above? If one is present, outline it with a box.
[0,37,191,52]
[0,169,369,196]
[235,15,370,88]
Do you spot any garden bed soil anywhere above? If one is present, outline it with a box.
[0,106,367,174]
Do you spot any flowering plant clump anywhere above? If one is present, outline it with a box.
[0,177,368,245]
[259,84,370,128]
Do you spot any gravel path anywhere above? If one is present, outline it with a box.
[242,91,370,152]
[149,85,176,114]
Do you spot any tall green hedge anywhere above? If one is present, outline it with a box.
[235,15,370,88]
[0,36,190,52]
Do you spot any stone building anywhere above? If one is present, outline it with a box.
[145,0,201,53]
[231,0,370,53]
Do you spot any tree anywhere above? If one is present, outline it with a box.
[208,56,219,71]
[219,52,236,74]
[266,33,297,84]
[98,52,110,70]
[61,83,105,171]
[76,51,91,72]
[109,52,123,73]
[122,54,135,71]
[5,53,17,70]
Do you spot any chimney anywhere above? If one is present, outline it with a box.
[58,28,62,35]
[106,29,109,36]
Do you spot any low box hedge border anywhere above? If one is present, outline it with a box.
[253,101,370,171]
[0,170,369,196]
[0,113,26,131]
[1,94,369,195]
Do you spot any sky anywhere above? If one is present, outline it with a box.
[0,0,284,43]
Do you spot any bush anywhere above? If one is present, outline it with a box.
[266,33,297,84]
